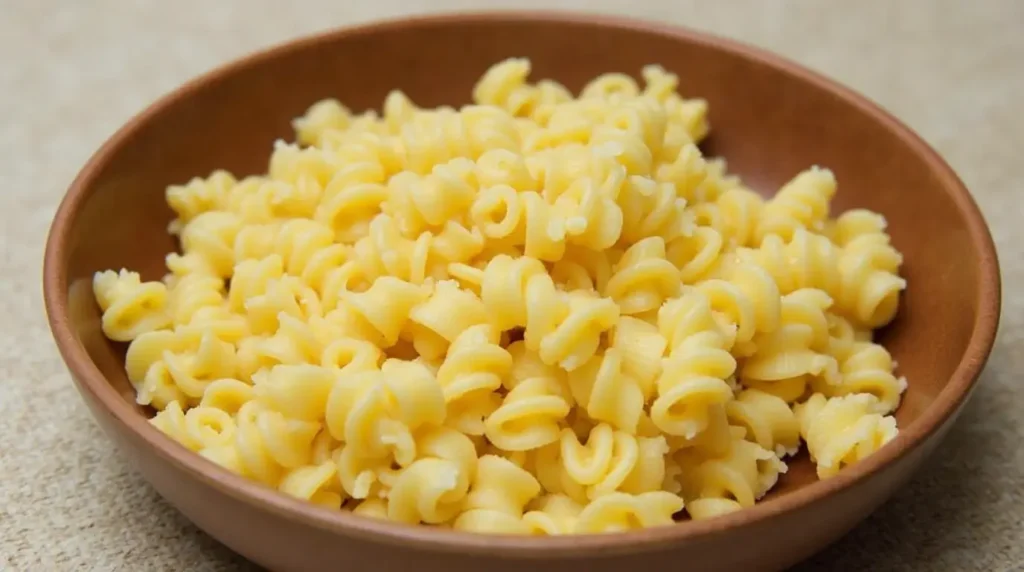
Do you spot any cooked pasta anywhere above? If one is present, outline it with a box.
[93,58,908,534]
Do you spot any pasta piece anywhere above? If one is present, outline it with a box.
[835,227,906,328]
[387,457,470,524]
[652,292,737,438]
[166,170,237,230]
[740,288,838,403]
[384,426,479,524]
[574,491,684,533]
[618,177,692,245]
[522,494,585,535]
[151,402,236,453]
[453,455,541,533]
[351,497,389,520]
[165,273,227,327]
[472,57,537,117]
[268,140,339,187]
[477,255,619,370]
[437,325,510,435]
[695,260,781,350]
[676,431,786,520]
[726,389,801,457]
[293,98,352,146]
[566,349,645,434]
[559,423,670,499]
[690,186,765,248]
[279,460,345,509]
[604,236,682,315]
[607,316,666,400]
[755,167,837,243]
[233,400,321,486]
[485,377,571,451]
[816,341,906,414]
[93,270,172,342]
[666,226,726,284]
[794,393,898,479]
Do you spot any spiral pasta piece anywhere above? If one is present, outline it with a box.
[666,226,726,284]
[159,331,237,400]
[522,494,585,535]
[566,349,645,434]
[453,455,541,534]
[406,279,490,361]
[242,275,323,335]
[740,288,838,403]
[172,210,245,278]
[739,227,840,296]
[604,236,682,315]
[232,400,322,485]
[794,393,898,479]
[676,433,786,521]
[726,389,801,457]
[380,426,478,523]
[651,291,737,438]
[166,170,236,230]
[472,57,537,117]
[560,423,670,500]
[268,140,340,188]
[486,377,571,451]
[165,273,226,327]
[479,255,619,370]
[618,176,693,245]
[292,98,352,145]
[574,491,684,533]
[331,360,444,465]
[826,208,889,247]
[124,330,194,408]
[93,270,172,341]
[561,184,626,253]
[696,260,782,351]
[819,341,906,414]
[690,187,765,248]
[607,316,667,400]
[437,325,510,435]
[744,219,905,329]
[755,167,836,243]
[387,457,469,524]
[151,401,237,452]
[279,461,345,509]
[548,245,615,293]
[385,157,479,235]
[835,227,906,328]
[351,497,389,519]
[340,276,428,347]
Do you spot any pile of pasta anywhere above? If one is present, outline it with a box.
[92,58,908,535]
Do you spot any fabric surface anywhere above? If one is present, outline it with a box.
[2,1,1022,570]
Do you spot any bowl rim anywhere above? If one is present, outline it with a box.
[43,9,1001,558]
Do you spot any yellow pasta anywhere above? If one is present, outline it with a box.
[93,57,908,533]
[794,393,898,479]
[453,455,541,534]
[675,428,787,520]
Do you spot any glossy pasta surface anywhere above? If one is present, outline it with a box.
[93,58,907,534]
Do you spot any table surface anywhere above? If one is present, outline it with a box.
[3,1,1022,570]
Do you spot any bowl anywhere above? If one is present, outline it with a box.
[42,11,1000,572]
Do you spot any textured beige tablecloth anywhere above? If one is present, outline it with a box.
[2,1,1022,570]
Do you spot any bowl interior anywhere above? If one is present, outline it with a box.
[55,15,985,500]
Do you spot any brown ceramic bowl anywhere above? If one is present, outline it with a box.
[43,11,1000,572]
